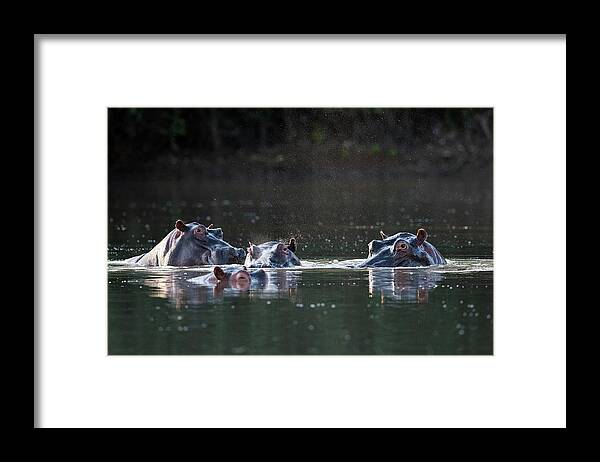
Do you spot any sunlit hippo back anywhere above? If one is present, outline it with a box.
[357,228,446,268]
[125,220,246,266]
[244,238,301,268]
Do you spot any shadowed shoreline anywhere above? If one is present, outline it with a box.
[109,108,492,181]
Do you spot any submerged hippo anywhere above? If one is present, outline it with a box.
[244,238,301,268]
[189,266,268,290]
[124,220,246,266]
[357,228,446,268]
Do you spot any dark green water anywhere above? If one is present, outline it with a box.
[108,176,493,355]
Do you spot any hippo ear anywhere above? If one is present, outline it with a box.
[175,220,188,233]
[380,230,388,240]
[214,266,226,281]
[248,242,259,257]
[287,238,296,253]
[415,228,428,245]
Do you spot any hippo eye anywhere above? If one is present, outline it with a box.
[193,227,207,239]
[396,242,408,251]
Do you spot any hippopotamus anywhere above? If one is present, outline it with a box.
[244,238,301,268]
[124,220,246,266]
[189,266,268,290]
[357,228,446,268]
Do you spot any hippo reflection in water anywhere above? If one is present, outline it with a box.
[357,228,446,268]
[141,266,299,308]
[125,220,246,266]
[244,238,301,268]
[369,268,444,303]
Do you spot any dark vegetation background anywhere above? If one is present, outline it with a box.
[108,108,492,179]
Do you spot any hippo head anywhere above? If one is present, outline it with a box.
[212,265,268,290]
[359,228,442,268]
[166,220,246,266]
[213,265,251,290]
[244,238,301,268]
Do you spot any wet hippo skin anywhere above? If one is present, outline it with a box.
[244,238,301,268]
[357,228,446,268]
[125,220,246,266]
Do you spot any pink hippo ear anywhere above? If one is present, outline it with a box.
[175,220,188,233]
[415,228,428,246]
[214,266,226,281]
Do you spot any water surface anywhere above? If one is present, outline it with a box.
[108,176,493,355]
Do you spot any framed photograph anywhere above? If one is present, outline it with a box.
[107,107,493,356]
[35,35,566,428]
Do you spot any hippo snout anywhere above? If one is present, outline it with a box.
[233,248,246,261]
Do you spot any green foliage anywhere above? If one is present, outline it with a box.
[370,143,381,155]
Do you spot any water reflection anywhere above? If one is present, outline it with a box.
[136,265,446,308]
[143,273,212,308]
[140,268,301,308]
[108,261,493,354]
[368,268,444,304]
